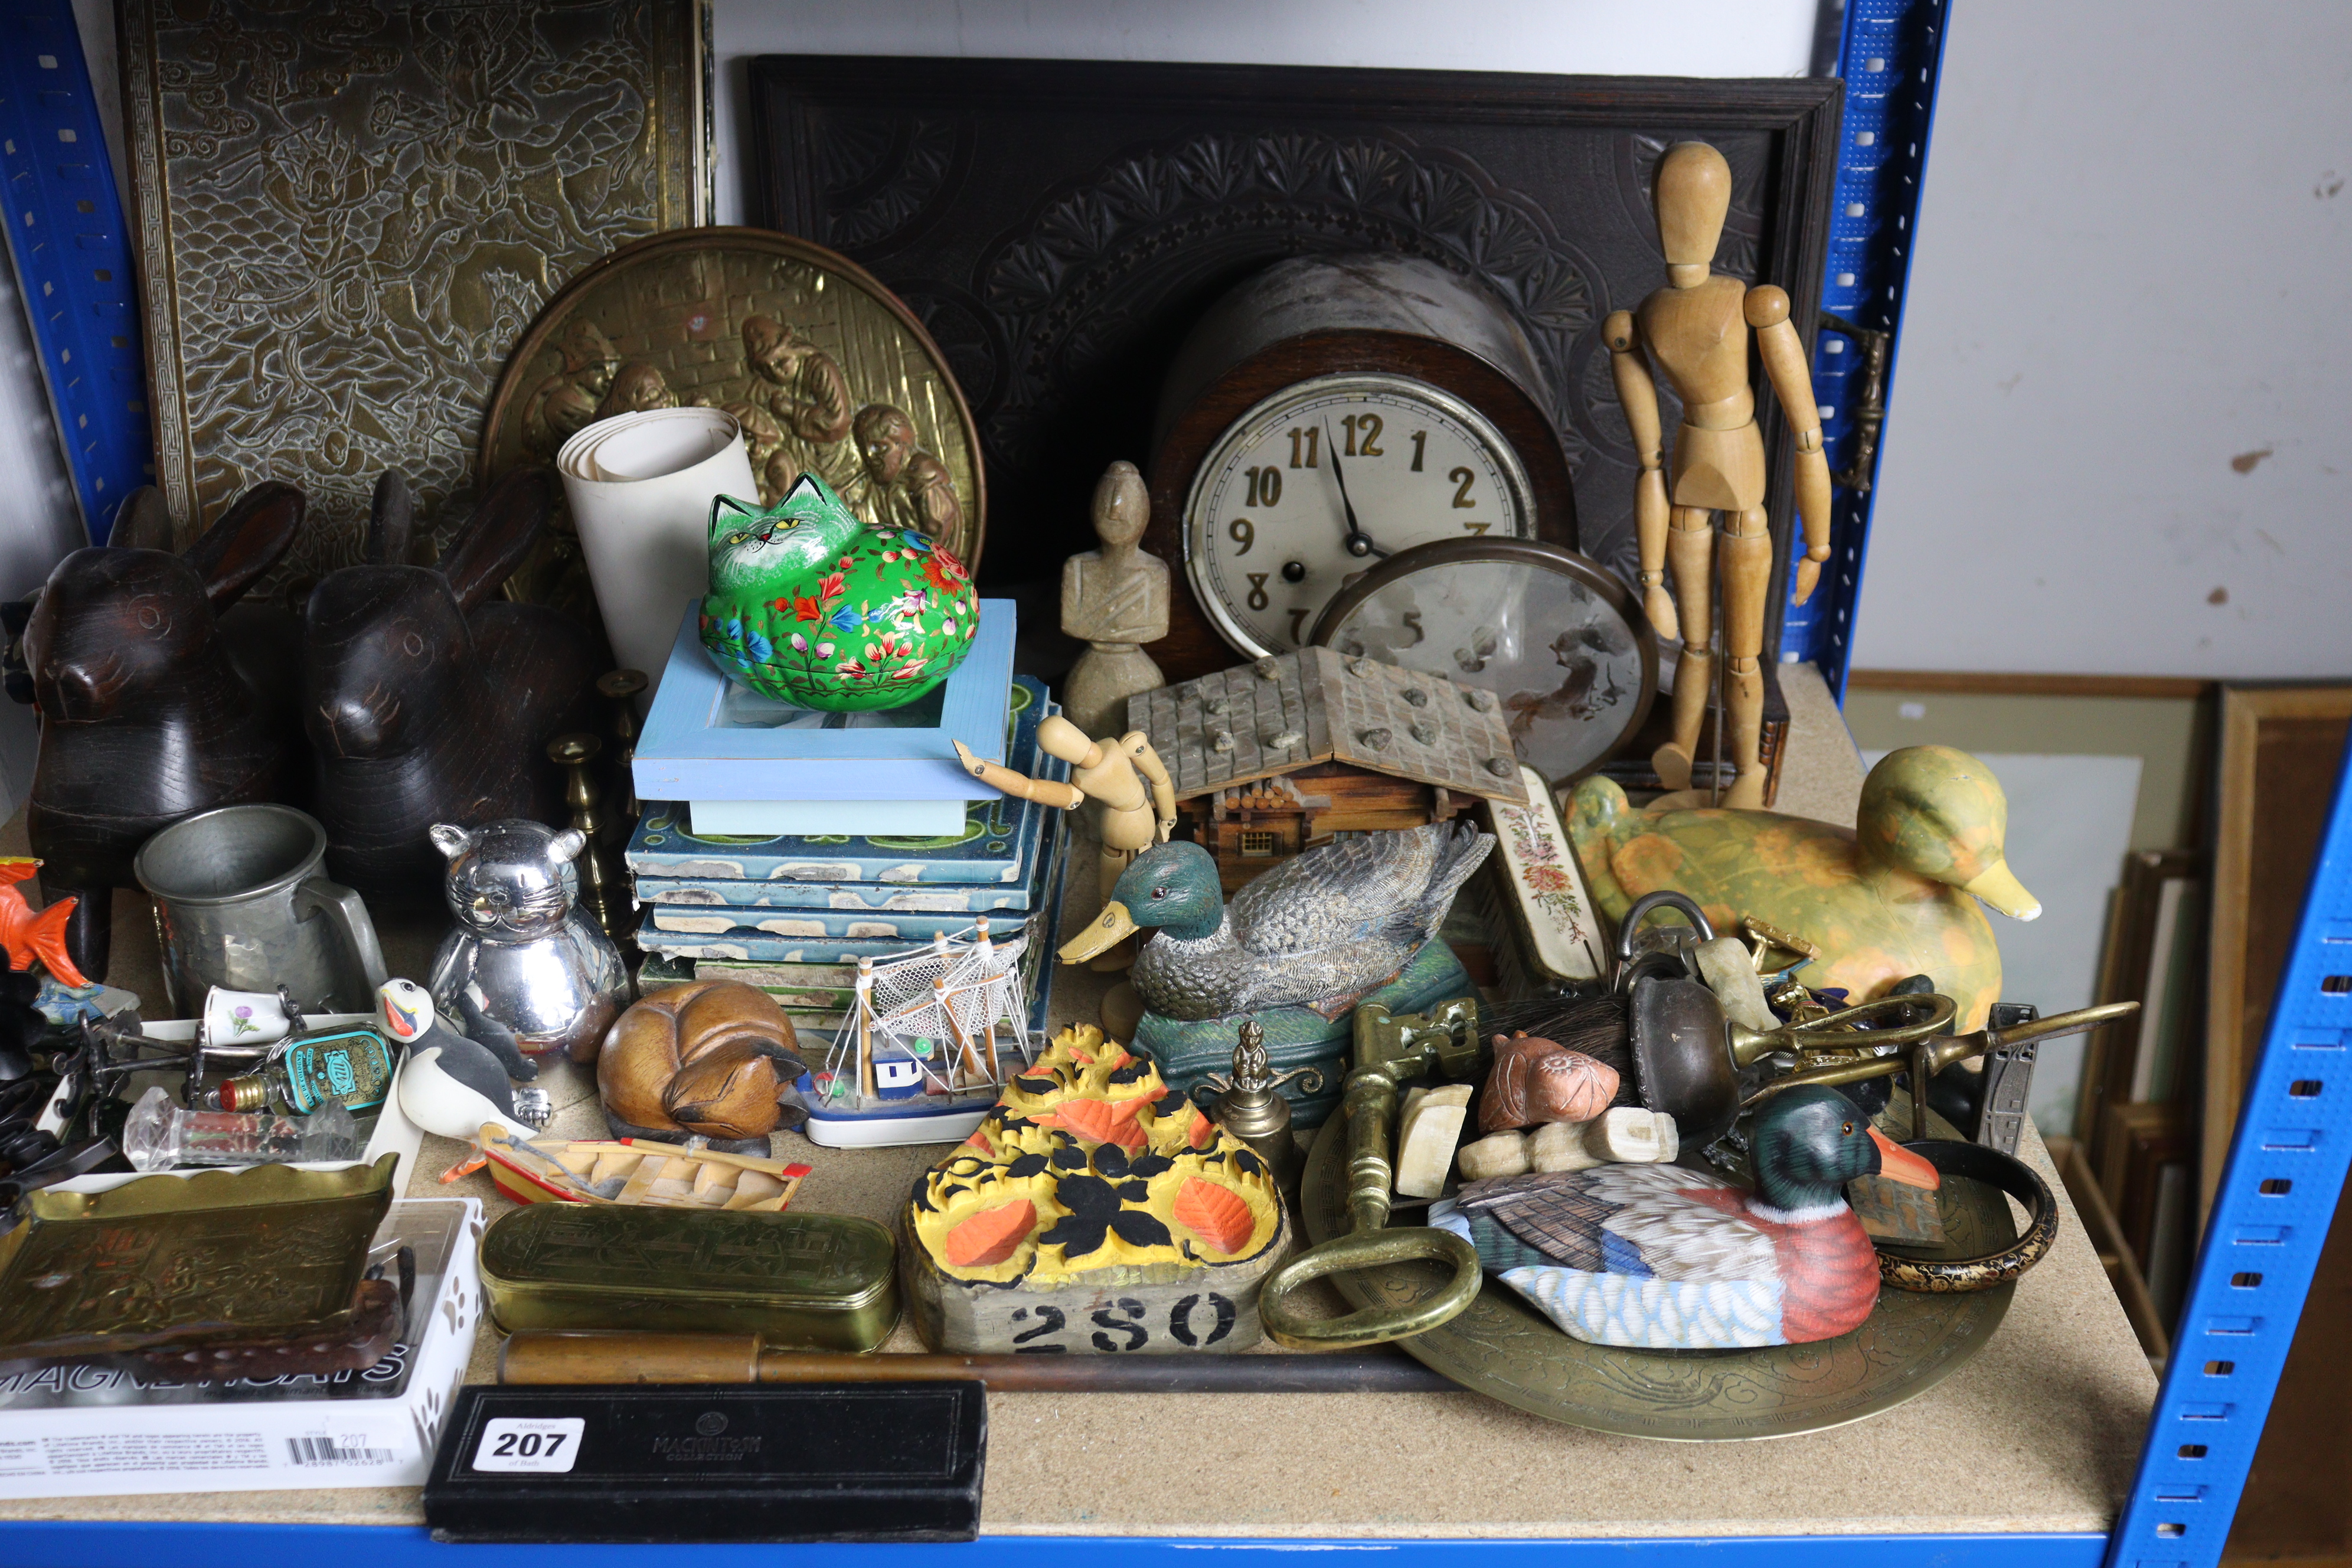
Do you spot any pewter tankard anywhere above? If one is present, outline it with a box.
[134,804,389,1014]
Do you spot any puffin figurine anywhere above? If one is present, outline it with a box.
[1058,822,1492,1021]
[1569,744,2039,1030]
[381,978,550,1142]
[1434,1085,1941,1349]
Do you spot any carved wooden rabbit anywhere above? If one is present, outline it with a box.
[303,468,596,900]
[13,482,306,980]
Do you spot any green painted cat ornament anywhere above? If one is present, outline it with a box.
[698,473,981,712]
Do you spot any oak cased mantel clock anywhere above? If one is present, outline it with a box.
[1145,255,1580,681]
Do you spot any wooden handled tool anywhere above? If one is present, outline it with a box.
[500,1331,1455,1393]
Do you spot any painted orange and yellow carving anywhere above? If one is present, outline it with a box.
[908,1025,1280,1292]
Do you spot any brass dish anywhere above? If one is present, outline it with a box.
[482,227,988,584]
[0,1155,399,1361]
[1298,1115,2018,1440]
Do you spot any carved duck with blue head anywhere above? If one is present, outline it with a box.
[1434,1084,1941,1348]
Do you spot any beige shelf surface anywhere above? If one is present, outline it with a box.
[0,664,2155,1537]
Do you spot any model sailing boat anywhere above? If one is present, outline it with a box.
[799,916,1040,1146]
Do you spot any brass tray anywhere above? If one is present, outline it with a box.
[482,228,987,580]
[0,1155,399,1361]
[1299,1116,2015,1440]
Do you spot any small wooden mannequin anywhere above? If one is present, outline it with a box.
[1605,142,1832,808]
[953,716,1175,972]
[1059,460,1168,737]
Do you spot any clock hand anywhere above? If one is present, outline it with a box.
[1322,423,1387,559]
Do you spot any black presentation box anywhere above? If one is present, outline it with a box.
[423,1382,985,1543]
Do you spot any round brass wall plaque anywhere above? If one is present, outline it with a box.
[1298,1114,2015,1440]
[483,227,986,619]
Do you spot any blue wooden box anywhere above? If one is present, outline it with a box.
[632,599,1017,802]
[626,677,1067,891]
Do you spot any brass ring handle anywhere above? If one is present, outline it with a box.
[1259,1226,1484,1351]
[1733,992,1963,1088]
[1784,991,1958,1048]
[1876,1139,2059,1293]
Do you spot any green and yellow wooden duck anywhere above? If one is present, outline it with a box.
[1567,745,2037,1030]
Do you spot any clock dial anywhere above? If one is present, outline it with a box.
[1181,374,1538,657]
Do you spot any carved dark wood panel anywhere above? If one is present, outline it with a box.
[750,59,1840,668]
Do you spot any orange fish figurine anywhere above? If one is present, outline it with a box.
[0,860,87,988]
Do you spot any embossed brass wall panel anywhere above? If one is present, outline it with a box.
[120,0,710,589]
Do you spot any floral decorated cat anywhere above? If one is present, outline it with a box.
[699,472,980,711]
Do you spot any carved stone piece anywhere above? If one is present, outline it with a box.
[1058,461,1168,737]
[1479,1032,1620,1135]
[18,482,307,979]
[302,469,596,899]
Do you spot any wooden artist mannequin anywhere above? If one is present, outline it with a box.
[1605,141,1832,808]
[955,716,1175,973]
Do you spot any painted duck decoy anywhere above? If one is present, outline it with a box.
[1434,1085,1940,1349]
[1059,822,1492,1021]
[1569,744,2039,1030]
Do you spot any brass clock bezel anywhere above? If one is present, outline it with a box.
[1178,372,1540,660]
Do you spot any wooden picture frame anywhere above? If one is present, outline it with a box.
[746,57,1843,641]
[2203,685,2352,1218]
[2078,849,2202,1157]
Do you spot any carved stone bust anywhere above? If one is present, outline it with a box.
[1059,460,1168,734]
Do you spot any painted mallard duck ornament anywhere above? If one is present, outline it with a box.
[699,473,979,712]
[1569,745,2039,1031]
[1060,822,1493,1021]
[1433,1084,1941,1348]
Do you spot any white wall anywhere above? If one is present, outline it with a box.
[1851,0,2352,679]
[708,0,1818,226]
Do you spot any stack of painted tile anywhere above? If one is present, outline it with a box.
[629,676,1070,1041]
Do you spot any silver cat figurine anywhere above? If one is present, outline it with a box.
[426,819,628,1065]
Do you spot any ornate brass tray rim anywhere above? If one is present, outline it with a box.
[479,224,989,571]
[1300,1116,2015,1441]
[23,1152,400,1221]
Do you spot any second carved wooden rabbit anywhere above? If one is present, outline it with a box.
[304,471,596,900]
[15,482,306,979]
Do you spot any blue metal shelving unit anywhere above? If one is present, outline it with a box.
[1778,0,1949,699]
[0,0,151,544]
[4,5,2350,1567]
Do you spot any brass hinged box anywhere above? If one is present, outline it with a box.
[479,1203,899,1352]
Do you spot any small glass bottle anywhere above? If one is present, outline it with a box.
[122,1086,360,1171]
[217,1025,397,1114]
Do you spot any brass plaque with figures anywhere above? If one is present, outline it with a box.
[482,228,986,576]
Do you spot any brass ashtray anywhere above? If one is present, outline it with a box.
[0,1155,399,1362]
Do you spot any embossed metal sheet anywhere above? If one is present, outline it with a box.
[482,228,985,572]
[1299,1115,2014,1440]
[0,1155,398,1360]
[120,0,708,586]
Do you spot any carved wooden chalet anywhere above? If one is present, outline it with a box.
[1125,648,1521,891]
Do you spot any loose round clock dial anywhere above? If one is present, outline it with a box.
[1182,374,1537,658]
[1147,253,1579,681]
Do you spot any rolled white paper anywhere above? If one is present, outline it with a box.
[557,407,759,701]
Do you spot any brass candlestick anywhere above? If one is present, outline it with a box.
[548,732,625,942]
[595,668,648,837]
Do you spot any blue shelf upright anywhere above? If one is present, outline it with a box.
[2108,736,2352,1568]
[1779,0,1950,698]
[0,0,151,544]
